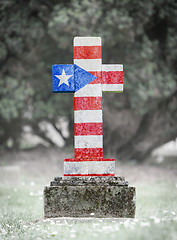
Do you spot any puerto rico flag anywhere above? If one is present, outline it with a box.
[52,64,97,93]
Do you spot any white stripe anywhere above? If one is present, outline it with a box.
[74,59,102,71]
[74,84,102,97]
[75,135,103,148]
[74,37,101,46]
[74,110,102,123]
[102,84,123,92]
[64,161,115,175]
[102,64,123,71]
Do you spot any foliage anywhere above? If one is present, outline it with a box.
[0,0,176,159]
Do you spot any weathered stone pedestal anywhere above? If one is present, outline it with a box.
[44,177,136,218]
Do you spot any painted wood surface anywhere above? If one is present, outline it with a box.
[52,36,123,177]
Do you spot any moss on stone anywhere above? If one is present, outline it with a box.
[44,178,136,218]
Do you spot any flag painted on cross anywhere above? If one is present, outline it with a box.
[52,64,97,93]
[52,37,123,177]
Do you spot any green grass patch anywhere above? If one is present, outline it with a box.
[0,180,177,240]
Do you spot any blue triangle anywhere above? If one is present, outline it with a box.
[74,64,97,92]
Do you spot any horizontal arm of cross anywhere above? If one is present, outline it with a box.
[52,64,123,93]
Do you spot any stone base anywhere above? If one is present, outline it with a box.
[44,177,136,218]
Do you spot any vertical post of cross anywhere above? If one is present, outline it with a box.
[74,37,103,161]
[64,37,115,177]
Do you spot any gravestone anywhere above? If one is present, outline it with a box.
[44,37,136,218]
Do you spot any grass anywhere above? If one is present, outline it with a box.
[0,179,177,240]
[0,147,177,239]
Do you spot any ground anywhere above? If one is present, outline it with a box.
[0,147,177,240]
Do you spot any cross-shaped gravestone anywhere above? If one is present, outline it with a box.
[44,36,135,219]
[52,37,123,177]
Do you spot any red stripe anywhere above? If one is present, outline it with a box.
[64,174,115,177]
[74,97,102,110]
[75,148,103,159]
[102,71,123,84]
[74,46,101,59]
[89,71,102,84]
[75,123,103,135]
[64,158,115,162]
[89,71,123,84]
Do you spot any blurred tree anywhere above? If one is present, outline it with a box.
[0,0,176,161]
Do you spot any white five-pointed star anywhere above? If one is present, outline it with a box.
[55,69,72,87]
